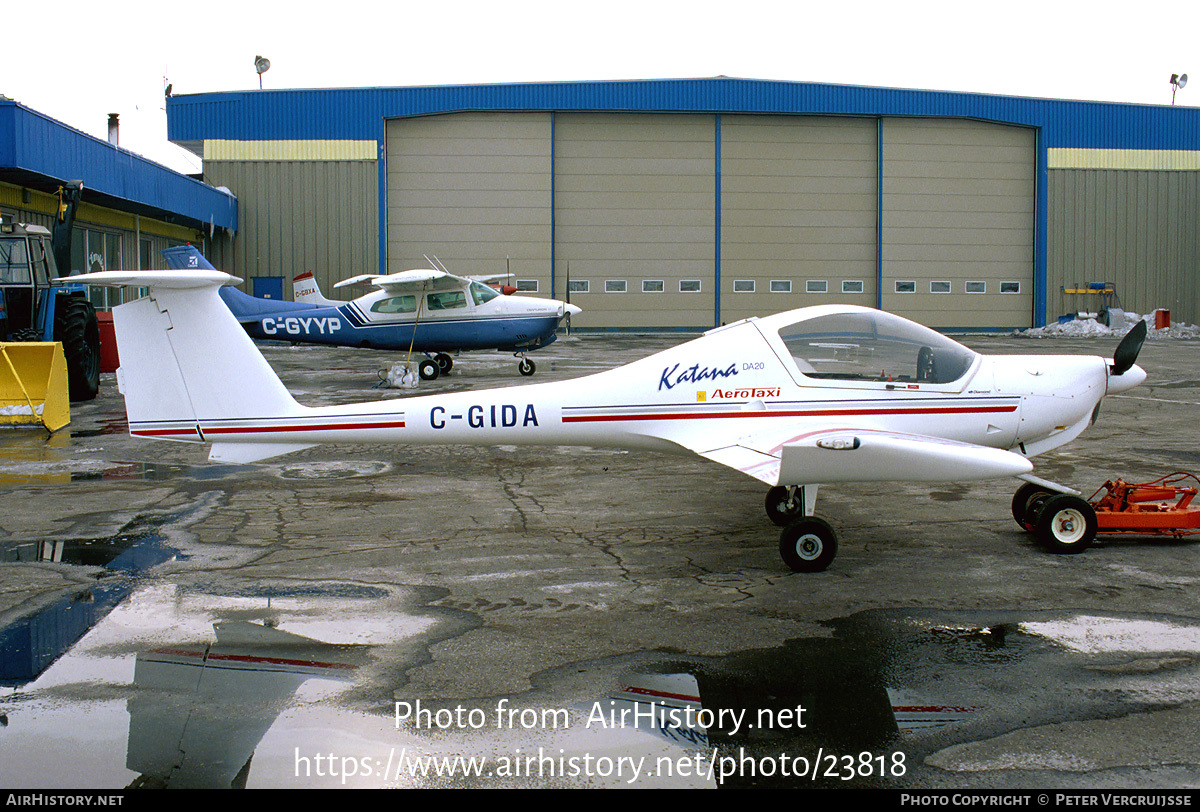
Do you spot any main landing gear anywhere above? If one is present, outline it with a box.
[766,485,838,572]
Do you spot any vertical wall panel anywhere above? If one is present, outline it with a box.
[204,157,377,300]
[881,119,1035,330]
[1047,169,1200,324]
[554,113,715,329]
[720,116,877,324]
[385,112,552,295]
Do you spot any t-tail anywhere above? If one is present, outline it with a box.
[81,269,313,463]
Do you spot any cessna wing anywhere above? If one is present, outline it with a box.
[333,269,448,291]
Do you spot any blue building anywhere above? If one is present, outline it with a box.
[1,97,237,306]
[166,78,1200,329]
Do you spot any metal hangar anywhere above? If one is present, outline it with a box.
[165,78,1200,330]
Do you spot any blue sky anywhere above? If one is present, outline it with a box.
[4,0,1197,174]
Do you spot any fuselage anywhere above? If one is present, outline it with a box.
[158,305,1140,467]
[220,284,576,353]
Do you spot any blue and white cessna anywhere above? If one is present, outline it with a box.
[161,246,579,379]
[78,267,1147,573]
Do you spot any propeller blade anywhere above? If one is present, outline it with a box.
[1111,319,1147,375]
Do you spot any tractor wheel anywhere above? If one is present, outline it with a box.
[53,295,101,402]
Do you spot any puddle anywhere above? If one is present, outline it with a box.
[3,604,1200,787]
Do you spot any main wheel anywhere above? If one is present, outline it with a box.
[1011,482,1051,531]
[765,485,805,527]
[53,295,100,402]
[435,353,454,373]
[418,359,440,380]
[518,358,535,376]
[779,518,838,573]
[1034,494,1098,554]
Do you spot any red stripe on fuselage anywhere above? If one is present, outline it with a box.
[133,419,406,438]
[561,404,1017,423]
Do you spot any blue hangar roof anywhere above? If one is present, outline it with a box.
[165,76,1200,150]
[1,98,237,233]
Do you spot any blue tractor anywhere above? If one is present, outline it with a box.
[0,182,101,401]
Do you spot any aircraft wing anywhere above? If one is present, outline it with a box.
[690,426,1032,487]
[333,269,448,290]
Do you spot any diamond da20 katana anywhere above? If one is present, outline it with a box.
[77,268,1147,572]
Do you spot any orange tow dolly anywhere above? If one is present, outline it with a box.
[1013,473,1200,554]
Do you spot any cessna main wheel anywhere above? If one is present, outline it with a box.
[1034,494,1097,554]
[779,518,838,573]
[418,359,440,380]
[435,353,454,374]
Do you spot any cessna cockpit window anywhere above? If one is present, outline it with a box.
[470,281,500,305]
[779,310,976,385]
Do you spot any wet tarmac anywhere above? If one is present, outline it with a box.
[2,331,1200,788]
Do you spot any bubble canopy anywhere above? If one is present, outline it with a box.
[771,308,978,385]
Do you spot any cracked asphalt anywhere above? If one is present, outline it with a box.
[2,330,1200,789]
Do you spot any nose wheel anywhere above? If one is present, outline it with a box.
[1032,494,1097,553]
[517,356,536,376]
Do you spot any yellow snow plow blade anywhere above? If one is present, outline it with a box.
[0,342,70,432]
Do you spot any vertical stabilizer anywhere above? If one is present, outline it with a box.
[88,271,305,442]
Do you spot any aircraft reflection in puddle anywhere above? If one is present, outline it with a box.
[127,620,367,788]
[0,581,439,789]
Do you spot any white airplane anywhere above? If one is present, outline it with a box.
[162,246,580,379]
[76,269,1147,573]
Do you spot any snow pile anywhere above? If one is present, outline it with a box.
[380,363,419,389]
[1017,311,1200,340]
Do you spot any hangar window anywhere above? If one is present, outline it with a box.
[605,280,627,293]
[733,280,755,293]
[930,281,951,293]
[516,280,539,293]
[568,280,589,293]
[806,280,828,293]
[842,280,864,294]
[778,310,976,385]
[1000,281,1021,294]
[679,280,701,293]
[642,280,665,293]
[771,280,792,293]
[371,295,417,314]
[894,281,916,293]
[966,281,987,294]
[427,291,467,310]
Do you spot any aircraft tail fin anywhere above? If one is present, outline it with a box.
[160,244,217,271]
[77,270,309,459]
[293,272,339,307]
